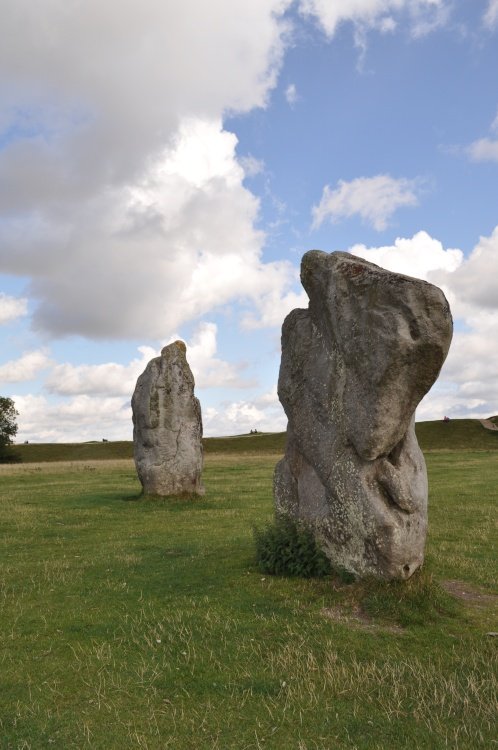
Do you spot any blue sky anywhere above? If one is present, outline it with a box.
[1,0,498,442]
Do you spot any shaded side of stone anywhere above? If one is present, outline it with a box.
[132,341,204,497]
[274,251,453,580]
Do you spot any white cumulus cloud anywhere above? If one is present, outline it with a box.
[203,387,286,437]
[349,230,463,279]
[0,1,298,340]
[312,174,420,231]
[241,282,308,330]
[0,0,291,208]
[1,119,299,339]
[0,293,28,324]
[45,322,255,399]
[45,348,156,398]
[0,350,51,384]
[175,323,257,389]
[430,226,498,317]
[14,394,131,444]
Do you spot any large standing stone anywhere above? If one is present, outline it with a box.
[274,251,453,579]
[132,341,204,496]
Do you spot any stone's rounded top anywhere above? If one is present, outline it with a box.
[172,340,187,353]
[301,250,381,282]
[161,340,187,357]
[301,248,433,287]
[300,248,329,272]
[301,251,376,299]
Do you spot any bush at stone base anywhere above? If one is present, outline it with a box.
[253,515,331,578]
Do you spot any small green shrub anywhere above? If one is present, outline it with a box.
[253,515,331,577]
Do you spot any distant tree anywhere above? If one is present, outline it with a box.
[0,397,19,460]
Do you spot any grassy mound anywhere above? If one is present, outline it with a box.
[9,440,134,463]
[415,418,498,451]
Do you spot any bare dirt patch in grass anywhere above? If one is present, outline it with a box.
[442,579,498,607]
[321,605,404,634]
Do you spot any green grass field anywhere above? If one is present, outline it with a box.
[0,426,497,748]
[7,417,498,464]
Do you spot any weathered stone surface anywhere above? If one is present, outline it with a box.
[132,341,204,496]
[274,251,453,579]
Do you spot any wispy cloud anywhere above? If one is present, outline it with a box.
[467,108,498,163]
[468,138,498,163]
[483,0,498,29]
[312,174,421,231]
[299,0,450,39]
[0,350,51,383]
[285,83,298,106]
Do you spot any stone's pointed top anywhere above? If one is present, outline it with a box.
[161,340,187,357]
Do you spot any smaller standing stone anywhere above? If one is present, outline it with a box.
[132,341,204,496]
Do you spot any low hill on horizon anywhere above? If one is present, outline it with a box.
[8,418,498,463]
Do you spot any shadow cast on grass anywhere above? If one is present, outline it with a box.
[121,490,213,510]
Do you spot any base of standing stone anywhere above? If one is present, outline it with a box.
[274,420,427,580]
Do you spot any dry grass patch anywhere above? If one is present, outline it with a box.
[321,605,404,634]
